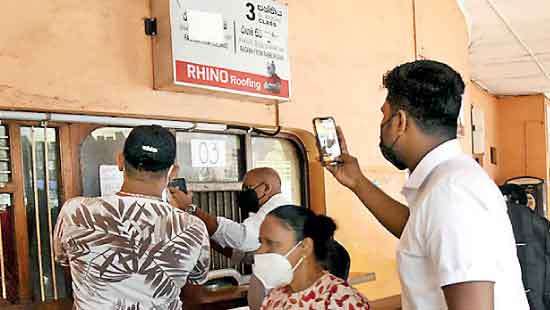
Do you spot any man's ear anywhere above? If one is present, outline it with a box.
[169,164,180,181]
[396,109,408,135]
[116,153,125,171]
[263,183,273,195]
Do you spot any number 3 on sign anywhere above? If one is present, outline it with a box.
[245,2,255,21]
[191,140,226,168]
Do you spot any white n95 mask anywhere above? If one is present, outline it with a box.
[252,241,305,289]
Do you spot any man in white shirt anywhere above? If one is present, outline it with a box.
[327,60,528,309]
[172,167,291,255]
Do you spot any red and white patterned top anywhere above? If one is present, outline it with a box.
[260,272,370,310]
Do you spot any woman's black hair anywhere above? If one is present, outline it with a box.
[324,240,351,280]
[268,205,337,262]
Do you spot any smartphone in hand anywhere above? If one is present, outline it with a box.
[313,117,343,165]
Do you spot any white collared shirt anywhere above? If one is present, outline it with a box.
[398,139,528,310]
[211,193,291,252]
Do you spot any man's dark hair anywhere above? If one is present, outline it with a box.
[383,60,465,139]
[123,125,176,175]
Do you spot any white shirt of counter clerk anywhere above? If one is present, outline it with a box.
[397,139,529,310]
[211,193,291,252]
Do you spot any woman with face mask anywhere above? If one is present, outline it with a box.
[255,205,369,309]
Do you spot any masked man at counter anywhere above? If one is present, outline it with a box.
[171,167,291,261]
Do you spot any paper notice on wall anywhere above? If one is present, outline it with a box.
[187,9,225,44]
[472,105,486,154]
[100,165,123,196]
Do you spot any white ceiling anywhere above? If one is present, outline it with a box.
[458,0,550,96]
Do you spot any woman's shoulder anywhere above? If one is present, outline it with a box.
[262,273,370,309]
[266,284,292,299]
[261,285,291,309]
[321,273,370,309]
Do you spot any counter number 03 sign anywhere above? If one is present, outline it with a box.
[191,139,226,168]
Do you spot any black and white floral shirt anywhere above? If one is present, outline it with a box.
[54,195,210,310]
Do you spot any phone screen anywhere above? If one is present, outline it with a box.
[314,117,342,162]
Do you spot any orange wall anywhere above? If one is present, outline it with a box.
[0,0,471,300]
[0,1,276,126]
[468,87,547,186]
[495,95,547,184]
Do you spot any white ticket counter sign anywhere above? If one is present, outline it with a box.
[168,0,290,101]
[191,139,227,168]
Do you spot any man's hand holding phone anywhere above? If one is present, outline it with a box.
[168,178,194,211]
[323,127,366,191]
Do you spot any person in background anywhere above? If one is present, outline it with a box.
[171,167,291,261]
[54,125,210,310]
[327,60,528,309]
[500,184,528,206]
[500,183,550,310]
[256,205,369,309]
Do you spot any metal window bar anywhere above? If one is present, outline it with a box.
[43,124,58,300]
[192,190,246,274]
[30,127,46,302]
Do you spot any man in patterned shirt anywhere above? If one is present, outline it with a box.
[54,125,210,310]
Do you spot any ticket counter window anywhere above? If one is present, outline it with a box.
[20,127,68,302]
[251,137,303,205]
[80,127,306,276]
[80,127,131,197]
[175,132,244,183]
[173,132,247,273]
